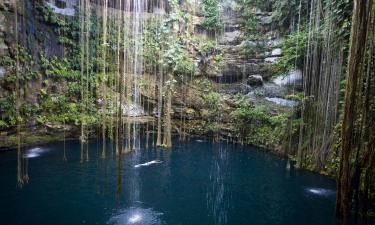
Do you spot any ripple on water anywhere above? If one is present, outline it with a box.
[108,207,164,225]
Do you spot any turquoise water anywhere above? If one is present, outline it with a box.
[0,138,339,225]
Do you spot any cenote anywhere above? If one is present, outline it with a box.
[1,0,374,224]
[0,138,339,225]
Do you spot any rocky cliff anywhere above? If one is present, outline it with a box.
[0,0,300,150]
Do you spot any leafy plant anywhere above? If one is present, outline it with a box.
[230,99,290,148]
[202,0,223,32]
[272,28,310,75]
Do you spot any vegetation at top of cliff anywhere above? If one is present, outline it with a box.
[272,0,307,33]
[239,0,260,41]
[202,0,223,32]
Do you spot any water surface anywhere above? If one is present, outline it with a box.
[0,138,339,225]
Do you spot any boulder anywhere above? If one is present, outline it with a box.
[247,75,263,86]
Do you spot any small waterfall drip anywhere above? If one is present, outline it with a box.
[13,0,29,187]
[131,0,145,150]
[75,0,168,153]
[207,145,231,225]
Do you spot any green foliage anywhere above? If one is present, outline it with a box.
[237,0,267,56]
[272,0,308,33]
[327,0,353,42]
[160,5,195,78]
[37,92,97,125]
[230,98,289,148]
[2,47,40,86]
[204,91,221,113]
[200,91,222,134]
[240,40,265,57]
[40,54,80,80]
[196,40,216,55]
[202,0,223,32]
[143,19,163,70]
[34,1,81,67]
[272,28,310,75]
[35,2,66,26]
[239,0,272,12]
[213,52,223,62]
[239,0,260,40]
[0,94,16,128]
[162,40,195,77]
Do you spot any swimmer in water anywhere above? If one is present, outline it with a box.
[134,160,163,168]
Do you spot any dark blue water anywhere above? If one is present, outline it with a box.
[0,138,339,225]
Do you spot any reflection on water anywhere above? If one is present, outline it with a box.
[207,144,232,225]
[0,138,339,225]
[108,206,164,225]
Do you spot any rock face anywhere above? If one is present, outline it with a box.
[204,6,281,84]
[247,75,263,86]
[46,0,77,16]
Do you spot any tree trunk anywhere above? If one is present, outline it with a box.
[336,0,373,223]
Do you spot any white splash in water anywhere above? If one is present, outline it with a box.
[306,188,335,196]
[23,147,48,159]
[108,207,163,225]
[128,214,142,223]
[134,160,163,168]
